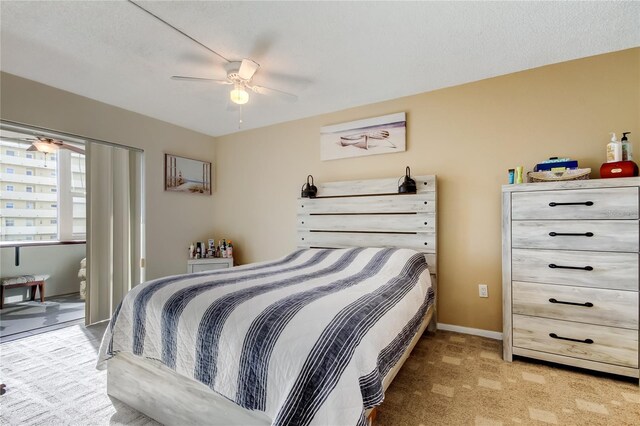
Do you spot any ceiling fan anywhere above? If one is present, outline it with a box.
[25,137,85,155]
[1,135,85,154]
[171,58,298,106]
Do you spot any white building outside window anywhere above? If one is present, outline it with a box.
[0,133,86,242]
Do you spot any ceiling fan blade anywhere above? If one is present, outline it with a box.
[238,59,260,80]
[26,144,39,152]
[171,76,231,84]
[61,144,86,154]
[250,85,298,102]
[0,136,34,145]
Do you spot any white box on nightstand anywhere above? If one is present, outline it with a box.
[187,258,234,273]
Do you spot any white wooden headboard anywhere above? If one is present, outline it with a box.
[296,174,438,300]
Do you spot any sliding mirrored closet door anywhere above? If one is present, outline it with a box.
[86,142,145,325]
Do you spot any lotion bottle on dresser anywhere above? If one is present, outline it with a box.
[607,132,622,162]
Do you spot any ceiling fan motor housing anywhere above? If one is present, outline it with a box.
[225,61,246,83]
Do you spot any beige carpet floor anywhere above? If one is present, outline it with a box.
[375,330,640,426]
[0,325,638,425]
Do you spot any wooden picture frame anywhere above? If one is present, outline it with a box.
[164,153,212,195]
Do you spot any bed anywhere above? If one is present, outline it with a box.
[98,175,438,426]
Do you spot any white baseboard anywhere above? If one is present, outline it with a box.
[437,323,503,341]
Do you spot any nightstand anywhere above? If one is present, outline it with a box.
[187,258,234,273]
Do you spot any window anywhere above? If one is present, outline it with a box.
[6,167,14,174]
[5,150,15,156]
[0,133,86,242]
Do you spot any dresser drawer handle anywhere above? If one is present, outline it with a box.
[548,201,594,207]
[548,264,593,271]
[549,333,593,344]
[548,232,594,237]
[549,298,594,307]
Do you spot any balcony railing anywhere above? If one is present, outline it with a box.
[0,191,57,202]
[0,225,57,235]
[0,208,57,218]
[0,155,50,169]
[0,172,56,186]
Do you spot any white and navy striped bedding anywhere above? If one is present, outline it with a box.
[97,247,434,426]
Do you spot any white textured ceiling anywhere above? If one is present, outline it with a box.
[1,1,639,137]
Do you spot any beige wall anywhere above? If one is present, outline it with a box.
[0,72,216,281]
[213,48,640,332]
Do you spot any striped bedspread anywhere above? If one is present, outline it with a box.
[98,247,434,426]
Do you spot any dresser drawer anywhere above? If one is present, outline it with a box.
[512,220,639,252]
[511,187,639,220]
[191,263,229,273]
[512,249,639,291]
[513,315,638,368]
[513,281,639,329]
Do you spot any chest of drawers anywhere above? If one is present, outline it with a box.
[502,178,640,382]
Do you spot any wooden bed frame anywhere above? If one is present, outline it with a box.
[107,174,438,425]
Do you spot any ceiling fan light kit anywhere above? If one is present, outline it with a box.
[30,140,58,154]
[230,84,249,105]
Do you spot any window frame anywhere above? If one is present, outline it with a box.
[57,149,86,241]
[0,146,86,243]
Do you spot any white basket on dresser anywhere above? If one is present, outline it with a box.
[502,177,639,383]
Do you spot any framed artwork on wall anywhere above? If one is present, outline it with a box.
[320,112,406,161]
[164,153,212,195]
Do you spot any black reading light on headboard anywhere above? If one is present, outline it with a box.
[398,166,417,194]
[301,175,318,198]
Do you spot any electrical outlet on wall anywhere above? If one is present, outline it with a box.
[479,284,489,298]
